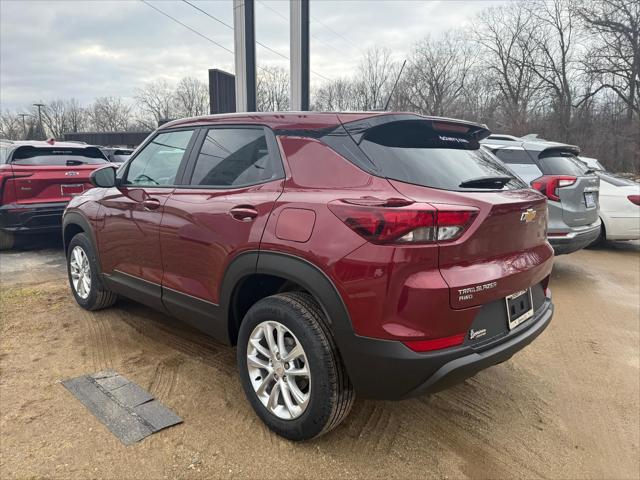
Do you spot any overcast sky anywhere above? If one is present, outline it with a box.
[0,0,507,111]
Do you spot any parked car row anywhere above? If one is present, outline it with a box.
[1,112,638,441]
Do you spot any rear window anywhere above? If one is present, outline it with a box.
[493,148,535,164]
[538,152,589,176]
[356,120,526,191]
[11,146,108,166]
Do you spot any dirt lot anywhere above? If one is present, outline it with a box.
[1,236,639,480]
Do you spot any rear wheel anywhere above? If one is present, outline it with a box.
[0,230,14,251]
[237,292,354,441]
[67,233,117,310]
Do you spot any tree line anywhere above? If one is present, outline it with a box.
[1,0,637,172]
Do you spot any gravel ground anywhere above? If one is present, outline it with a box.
[0,237,638,479]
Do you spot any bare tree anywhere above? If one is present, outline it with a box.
[403,32,474,117]
[355,46,397,110]
[174,77,209,118]
[257,66,290,112]
[312,78,358,111]
[66,98,88,133]
[0,111,23,140]
[88,97,132,132]
[135,79,175,125]
[578,0,639,121]
[474,5,543,134]
[523,0,584,142]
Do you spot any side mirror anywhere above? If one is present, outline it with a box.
[90,165,117,188]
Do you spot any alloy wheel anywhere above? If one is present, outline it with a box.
[246,320,311,420]
[70,246,91,299]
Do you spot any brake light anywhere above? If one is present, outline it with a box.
[531,175,576,201]
[628,195,640,206]
[403,333,466,352]
[328,199,478,244]
[0,166,33,205]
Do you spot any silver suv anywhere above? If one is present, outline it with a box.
[482,135,600,255]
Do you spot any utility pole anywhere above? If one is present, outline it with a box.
[33,103,46,139]
[290,0,310,111]
[18,114,29,139]
[233,0,256,112]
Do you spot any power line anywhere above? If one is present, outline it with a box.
[182,0,331,82]
[140,0,234,55]
[257,0,350,59]
[182,0,288,61]
[310,14,359,50]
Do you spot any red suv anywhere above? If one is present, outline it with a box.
[62,112,554,440]
[0,140,109,249]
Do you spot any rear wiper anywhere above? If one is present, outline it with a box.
[459,175,513,188]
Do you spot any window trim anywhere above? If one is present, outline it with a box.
[178,124,286,190]
[119,127,199,188]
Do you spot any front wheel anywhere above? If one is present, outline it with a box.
[67,233,117,310]
[237,292,355,441]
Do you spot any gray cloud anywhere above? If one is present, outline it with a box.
[1,0,505,111]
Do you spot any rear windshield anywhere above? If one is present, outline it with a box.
[357,120,526,191]
[538,152,589,176]
[11,146,108,166]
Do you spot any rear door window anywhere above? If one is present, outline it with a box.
[10,146,108,165]
[125,129,194,186]
[356,120,526,191]
[190,127,284,187]
[538,153,589,176]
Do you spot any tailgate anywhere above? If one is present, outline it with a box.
[11,165,96,204]
[390,180,554,309]
[559,175,600,227]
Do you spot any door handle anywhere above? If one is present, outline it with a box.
[230,206,258,221]
[142,198,161,211]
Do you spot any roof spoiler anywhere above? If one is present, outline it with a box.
[338,113,491,144]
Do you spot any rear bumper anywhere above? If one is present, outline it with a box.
[548,221,601,255]
[0,202,68,233]
[338,298,553,400]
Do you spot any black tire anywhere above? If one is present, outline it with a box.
[0,230,14,251]
[237,292,355,441]
[66,233,117,311]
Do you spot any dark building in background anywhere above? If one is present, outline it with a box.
[209,69,236,114]
[63,131,151,148]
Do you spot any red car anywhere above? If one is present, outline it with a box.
[62,112,554,440]
[0,140,109,249]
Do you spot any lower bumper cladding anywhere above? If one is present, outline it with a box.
[338,298,554,400]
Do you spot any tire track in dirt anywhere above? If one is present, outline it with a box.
[341,401,401,454]
[79,309,116,371]
[148,356,183,400]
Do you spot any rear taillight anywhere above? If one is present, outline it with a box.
[328,199,478,245]
[531,175,576,201]
[0,166,32,205]
[628,195,640,206]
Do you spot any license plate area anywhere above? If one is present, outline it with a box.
[61,184,84,197]
[584,192,597,208]
[505,289,534,330]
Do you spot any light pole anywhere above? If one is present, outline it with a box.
[17,113,29,139]
[33,103,45,139]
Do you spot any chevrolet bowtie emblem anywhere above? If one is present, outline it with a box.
[520,208,537,223]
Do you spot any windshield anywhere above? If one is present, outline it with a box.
[11,146,108,165]
[358,121,526,191]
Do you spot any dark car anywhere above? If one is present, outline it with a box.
[62,112,554,440]
[0,139,109,249]
[482,136,601,254]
